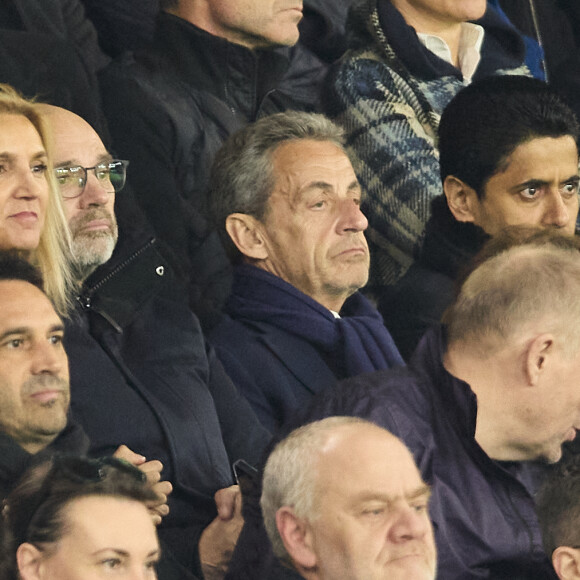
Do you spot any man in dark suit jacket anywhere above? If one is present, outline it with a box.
[208,111,403,431]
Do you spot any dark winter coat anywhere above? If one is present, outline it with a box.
[65,233,270,576]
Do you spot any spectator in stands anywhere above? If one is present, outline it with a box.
[261,417,436,580]
[208,112,403,432]
[99,0,313,327]
[0,84,72,314]
[537,452,580,580]
[42,104,271,579]
[323,0,529,288]
[1,455,160,580]
[380,75,580,359]
[0,252,168,517]
[299,234,580,579]
[0,253,87,501]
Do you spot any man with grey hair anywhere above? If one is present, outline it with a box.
[208,111,403,431]
[291,231,580,580]
[261,416,437,580]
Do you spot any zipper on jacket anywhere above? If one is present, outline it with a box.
[76,238,158,333]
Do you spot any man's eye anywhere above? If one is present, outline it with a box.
[49,335,63,345]
[4,339,23,348]
[55,169,73,183]
[96,165,110,181]
[562,182,580,197]
[520,186,540,200]
[413,503,428,513]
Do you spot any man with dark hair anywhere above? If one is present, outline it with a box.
[379,75,580,359]
[322,0,529,289]
[0,251,84,501]
[99,0,324,327]
[537,453,580,580]
[43,104,271,579]
[208,111,403,431]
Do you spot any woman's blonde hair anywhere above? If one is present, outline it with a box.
[0,84,73,315]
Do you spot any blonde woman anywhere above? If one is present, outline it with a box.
[0,84,72,314]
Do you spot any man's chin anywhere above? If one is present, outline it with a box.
[386,556,436,580]
[72,236,116,270]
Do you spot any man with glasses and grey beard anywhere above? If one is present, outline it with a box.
[40,104,271,580]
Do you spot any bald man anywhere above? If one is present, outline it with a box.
[42,105,270,579]
[261,417,437,580]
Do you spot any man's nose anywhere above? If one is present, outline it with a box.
[79,173,113,207]
[338,199,368,233]
[389,504,431,543]
[30,340,64,375]
[544,190,570,228]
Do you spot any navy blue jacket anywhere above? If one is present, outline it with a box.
[65,235,270,576]
[304,326,557,579]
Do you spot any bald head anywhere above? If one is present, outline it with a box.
[40,106,118,281]
[262,418,436,580]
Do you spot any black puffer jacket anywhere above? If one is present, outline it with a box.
[65,227,270,577]
[99,13,325,328]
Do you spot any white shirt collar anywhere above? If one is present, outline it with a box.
[417,22,485,83]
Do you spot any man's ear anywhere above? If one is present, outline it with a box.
[552,546,580,580]
[225,213,269,260]
[444,176,478,223]
[524,333,554,387]
[276,507,317,572]
[16,543,44,580]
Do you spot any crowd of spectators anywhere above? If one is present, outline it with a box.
[1,1,580,579]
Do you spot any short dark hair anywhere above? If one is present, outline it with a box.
[438,75,580,199]
[0,455,158,580]
[536,452,580,556]
[0,251,44,290]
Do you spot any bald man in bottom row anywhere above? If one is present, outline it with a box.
[261,417,437,580]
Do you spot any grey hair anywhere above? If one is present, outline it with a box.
[446,241,580,356]
[208,111,346,262]
[261,417,371,564]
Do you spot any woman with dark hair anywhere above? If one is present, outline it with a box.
[1,455,161,580]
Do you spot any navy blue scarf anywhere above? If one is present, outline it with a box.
[226,265,404,376]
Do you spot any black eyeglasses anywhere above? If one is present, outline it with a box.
[54,160,129,198]
[7,455,145,545]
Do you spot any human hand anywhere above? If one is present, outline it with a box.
[113,445,173,525]
[199,485,244,580]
